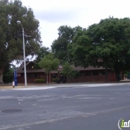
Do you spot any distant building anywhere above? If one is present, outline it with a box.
[17,61,116,84]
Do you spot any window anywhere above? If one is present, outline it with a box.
[29,74,34,78]
[85,71,91,76]
[99,70,105,75]
[35,73,40,78]
[92,71,98,75]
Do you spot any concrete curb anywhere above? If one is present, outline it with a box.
[0,82,129,90]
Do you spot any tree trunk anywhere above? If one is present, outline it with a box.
[115,72,120,81]
[114,62,121,81]
[105,68,108,82]
[46,73,49,84]
[0,70,4,84]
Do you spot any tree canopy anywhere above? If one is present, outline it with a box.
[51,25,83,63]
[0,0,41,82]
[62,62,79,79]
[68,17,130,76]
[38,54,60,74]
[38,53,60,83]
[61,62,73,78]
[35,46,50,63]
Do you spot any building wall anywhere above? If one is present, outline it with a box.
[67,71,115,83]
[17,70,116,84]
[17,72,46,83]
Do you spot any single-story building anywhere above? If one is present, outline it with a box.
[17,61,116,83]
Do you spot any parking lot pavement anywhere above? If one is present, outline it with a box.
[0,83,130,130]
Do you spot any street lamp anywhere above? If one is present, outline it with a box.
[17,20,27,87]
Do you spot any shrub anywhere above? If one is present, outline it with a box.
[34,78,46,83]
[3,68,13,83]
[52,78,59,82]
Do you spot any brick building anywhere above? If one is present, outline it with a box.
[17,62,116,83]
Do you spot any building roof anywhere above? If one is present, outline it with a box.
[72,65,104,71]
[17,61,105,73]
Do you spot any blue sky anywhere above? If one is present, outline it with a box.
[21,0,130,48]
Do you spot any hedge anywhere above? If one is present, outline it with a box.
[52,78,59,82]
[34,78,46,83]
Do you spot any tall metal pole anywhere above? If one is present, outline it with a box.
[17,20,27,87]
[22,27,27,87]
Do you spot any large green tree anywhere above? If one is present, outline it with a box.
[51,25,83,63]
[69,17,130,80]
[0,0,41,83]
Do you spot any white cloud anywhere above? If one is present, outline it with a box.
[21,0,130,48]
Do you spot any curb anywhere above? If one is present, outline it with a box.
[0,81,130,90]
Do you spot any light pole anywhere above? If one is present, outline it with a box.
[17,20,27,87]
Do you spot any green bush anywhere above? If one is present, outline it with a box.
[34,78,46,83]
[52,78,59,82]
[3,68,13,83]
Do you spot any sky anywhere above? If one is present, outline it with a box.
[21,0,130,48]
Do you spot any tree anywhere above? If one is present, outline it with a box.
[33,46,50,69]
[0,0,41,83]
[51,25,83,63]
[62,62,73,78]
[3,66,13,83]
[62,62,79,82]
[69,17,130,81]
[38,54,60,84]
[71,70,79,79]
[35,47,50,63]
